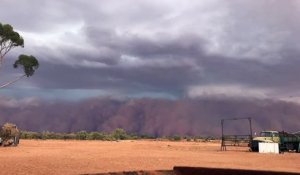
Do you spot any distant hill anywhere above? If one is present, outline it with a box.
[0,97,299,136]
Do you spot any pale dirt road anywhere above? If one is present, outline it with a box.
[0,140,299,175]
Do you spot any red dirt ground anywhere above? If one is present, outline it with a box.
[0,140,299,175]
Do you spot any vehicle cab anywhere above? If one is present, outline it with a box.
[250,131,280,151]
[257,131,280,143]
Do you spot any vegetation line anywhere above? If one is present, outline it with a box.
[20,128,217,141]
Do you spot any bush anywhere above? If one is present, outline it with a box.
[76,131,88,140]
[168,135,182,141]
[111,128,128,140]
[140,134,155,139]
[19,129,207,142]
[87,132,105,140]
[62,133,76,140]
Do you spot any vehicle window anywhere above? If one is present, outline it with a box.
[260,132,272,137]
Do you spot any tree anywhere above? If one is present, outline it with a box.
[0,23,39,88]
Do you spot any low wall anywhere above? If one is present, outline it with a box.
[173,167,300,175]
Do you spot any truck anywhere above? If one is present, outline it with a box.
[250,130,300,153]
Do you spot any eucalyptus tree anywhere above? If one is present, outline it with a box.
[0,23,39,88]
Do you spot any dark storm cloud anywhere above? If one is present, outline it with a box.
[84,26,207,58]
[0,0,300,100]
[33,58,198,97]
[0,0,85,33]
[218,1,300,60]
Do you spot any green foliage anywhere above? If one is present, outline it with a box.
[62,133,76,140]
[21,132,43,139]
[111,128,128,140]
[19,129,209,142]
[0,22,38,88]
[168,135,182,141]
[14,55,39,77]
[0,23,24,61]
[76,131,88,140]
[87,132,103,140]
[20,131,75,140]
[184,136,192,142]
[20,129,131,141]
[139,134,156,139]
[0,23,24,48]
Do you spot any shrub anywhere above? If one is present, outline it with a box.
[88,132,105,140]
[62,133,76,140]
[111,128,128,140]
[76,131,88,140]
[168,135,182,141]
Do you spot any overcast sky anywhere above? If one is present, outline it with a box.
[1,0,300,101]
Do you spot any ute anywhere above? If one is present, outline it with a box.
[250,130,300,153]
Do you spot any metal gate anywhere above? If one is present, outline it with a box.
[221,117,253,151]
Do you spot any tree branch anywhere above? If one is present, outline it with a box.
[0,74,26,89]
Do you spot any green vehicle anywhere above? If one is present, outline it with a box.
[250,130,300,153]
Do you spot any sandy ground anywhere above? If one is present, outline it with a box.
[0,140,299,175]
